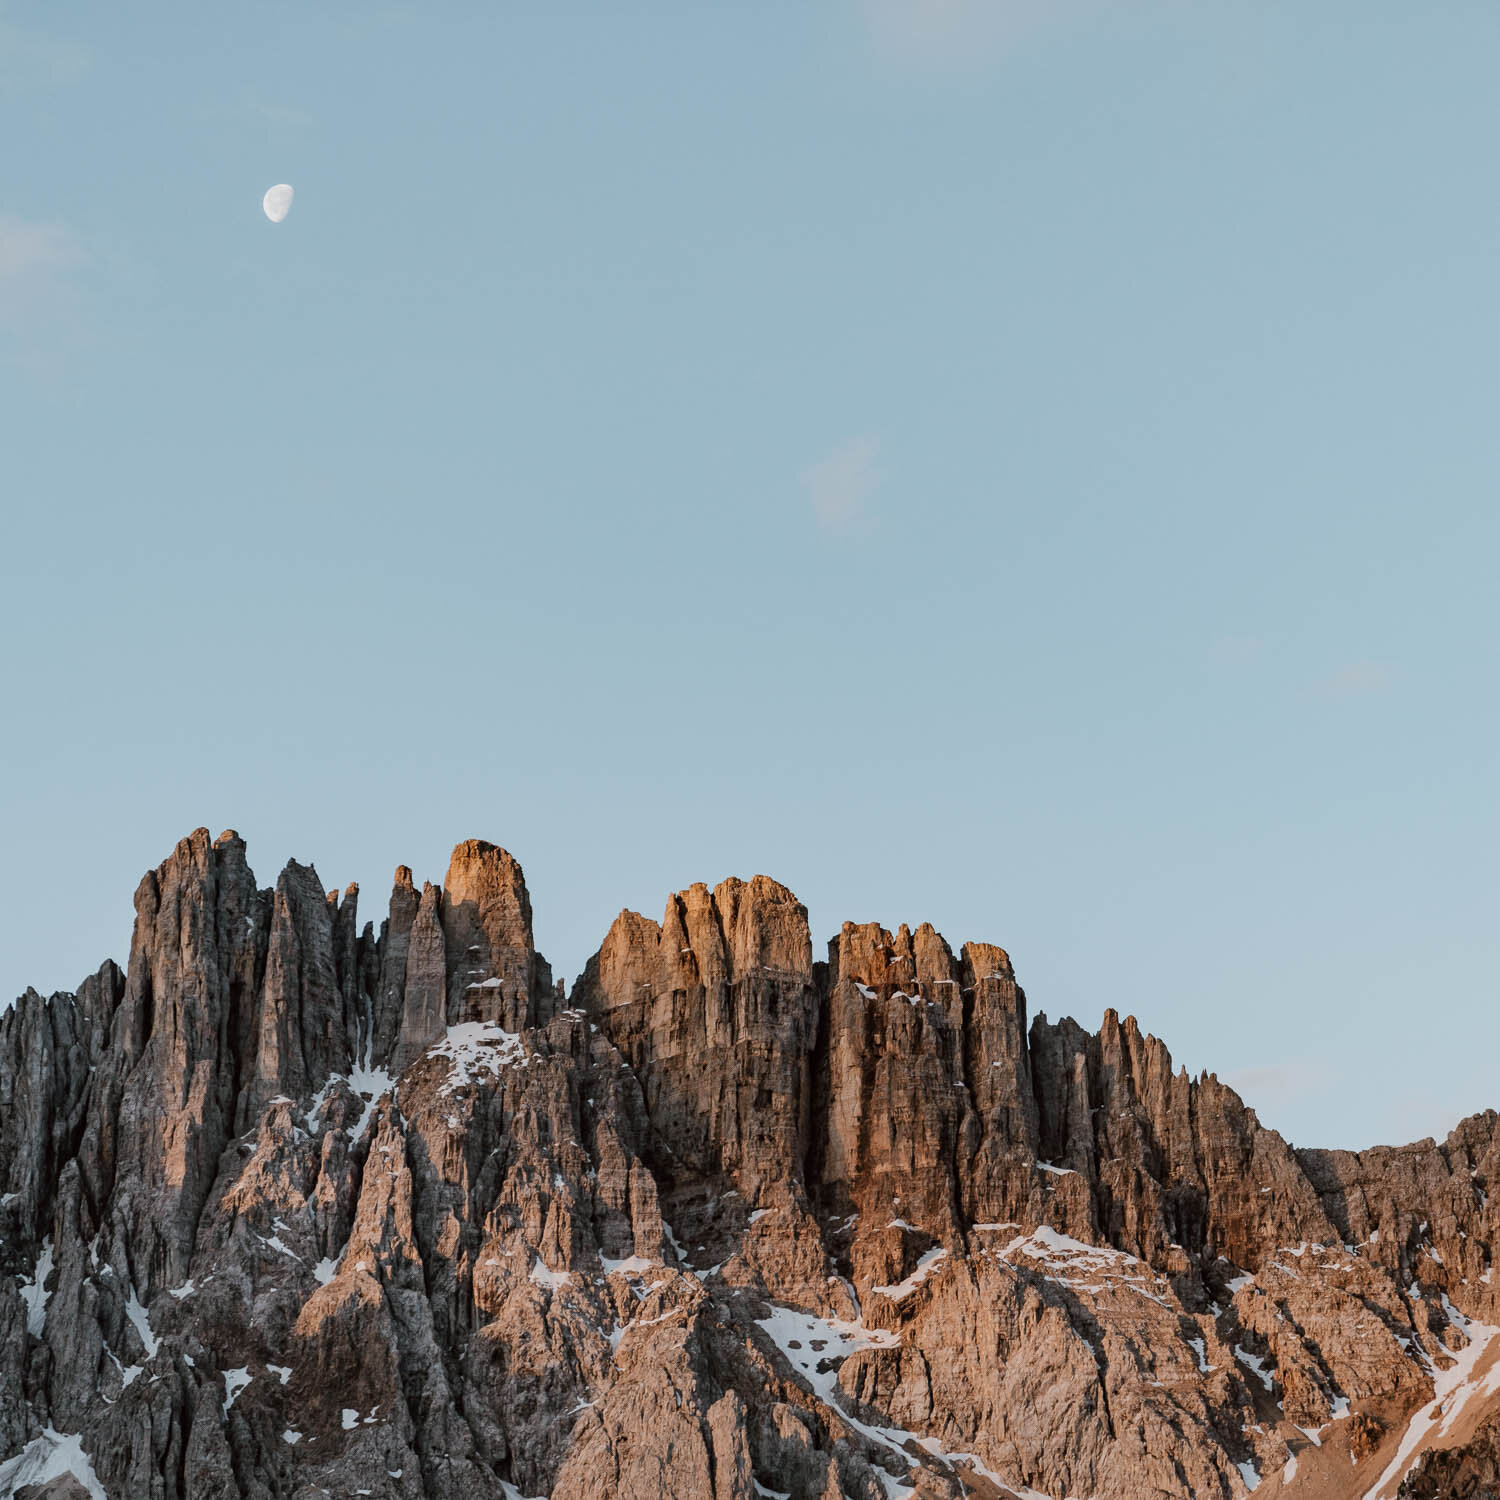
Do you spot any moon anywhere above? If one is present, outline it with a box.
[262,184,294,224]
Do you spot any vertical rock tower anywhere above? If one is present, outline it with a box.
[1,827,1497,1500]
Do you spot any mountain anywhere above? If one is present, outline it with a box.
[1,828,1496,1500]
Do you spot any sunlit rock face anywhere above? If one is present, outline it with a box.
[3,827,1499,1499]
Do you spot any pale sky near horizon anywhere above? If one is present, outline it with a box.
[3,1,1497,1153]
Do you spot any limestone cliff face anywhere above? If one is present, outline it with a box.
[2,829,1497,1500]
[572,875,817,1194]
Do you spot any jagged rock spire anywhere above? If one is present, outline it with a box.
[2,828,1498,1500]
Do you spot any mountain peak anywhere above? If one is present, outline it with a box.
[1,826,1495,1499]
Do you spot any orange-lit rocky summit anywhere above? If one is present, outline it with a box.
[1,829,1495,1499]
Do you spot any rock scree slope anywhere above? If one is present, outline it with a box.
[2,829,1498,1500]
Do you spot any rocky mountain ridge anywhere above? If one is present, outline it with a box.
[2,829,1497,1499]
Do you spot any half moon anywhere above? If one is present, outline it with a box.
[263,184,294,223]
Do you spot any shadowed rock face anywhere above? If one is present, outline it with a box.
[2,829,1498,1500]
[1397,1407,1500,1497]
[571,875,818,1194]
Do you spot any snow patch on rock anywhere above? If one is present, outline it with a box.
[222,1367,251,1413]
[21,1238,53,1336]
[872,1248,949,1301]
[429,1022,526,1093]
[0,1427,107,1500]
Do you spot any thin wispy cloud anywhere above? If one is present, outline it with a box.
[0,219,86,377]
[0,220,82,282]
[1229,1061,1462,1149]
[1208,634,1265,667]
[0,12,89,88]
[1318,661,1391,700]
[206,89,315,131]
[1223,1059,1331,1133]
[805,436,880,534]
[1382,1090,1465,1150]
[858,0,1078,66]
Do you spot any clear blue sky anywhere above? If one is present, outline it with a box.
[3,1,1496,1151]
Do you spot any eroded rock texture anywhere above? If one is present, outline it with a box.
[2,829,1498,1499]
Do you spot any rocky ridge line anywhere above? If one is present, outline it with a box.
[1,828,1497,1500]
